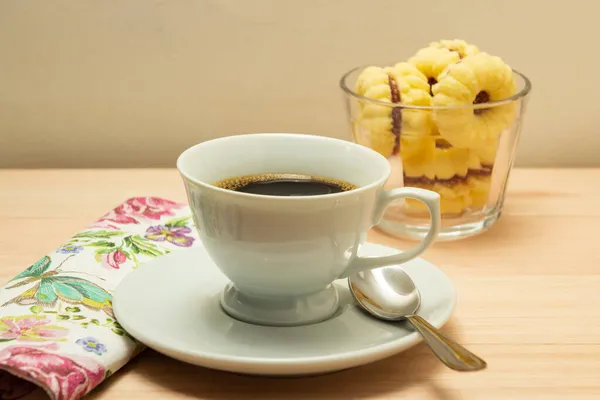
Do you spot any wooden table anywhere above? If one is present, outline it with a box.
[1,169,598,399]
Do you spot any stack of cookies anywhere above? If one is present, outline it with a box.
[353,39,517,215]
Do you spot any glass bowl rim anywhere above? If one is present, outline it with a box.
[339,65,532,110]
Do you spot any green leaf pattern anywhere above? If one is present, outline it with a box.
[66,216,192,269]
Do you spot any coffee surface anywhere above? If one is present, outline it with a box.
[214,173,357,196]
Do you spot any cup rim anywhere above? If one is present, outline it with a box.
[339,65,532,110]
[176,133,392,200]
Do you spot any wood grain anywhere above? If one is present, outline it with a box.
[0,168,597,399]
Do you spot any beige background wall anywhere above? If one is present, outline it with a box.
[0,0,595,168]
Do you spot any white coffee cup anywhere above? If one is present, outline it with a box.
[177,133,440,326]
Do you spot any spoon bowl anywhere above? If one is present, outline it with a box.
[349,266,421,321]
[349,266,487,372]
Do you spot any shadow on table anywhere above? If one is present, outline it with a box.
[89,321,462,400]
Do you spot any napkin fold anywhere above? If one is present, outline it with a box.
[0,197,197,400]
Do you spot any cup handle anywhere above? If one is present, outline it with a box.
[338,187,441,279]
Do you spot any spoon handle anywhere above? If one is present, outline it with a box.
[407,315,487,372]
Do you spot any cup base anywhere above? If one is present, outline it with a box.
[220,283,339,327]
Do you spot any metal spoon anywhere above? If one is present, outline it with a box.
[348,266,487,372]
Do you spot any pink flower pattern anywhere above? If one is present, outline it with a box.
[98,249,127,269]
[0,316,68,342]
[87,220,121,230]
[0,344,105,400]
[98,197,183,225]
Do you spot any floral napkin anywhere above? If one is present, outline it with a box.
[0,197,197,400]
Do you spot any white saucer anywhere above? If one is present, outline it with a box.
[113,242,456,376]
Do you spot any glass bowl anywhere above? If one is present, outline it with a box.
[340,65,532,241]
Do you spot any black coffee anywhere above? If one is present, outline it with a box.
[214,173,357,196]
